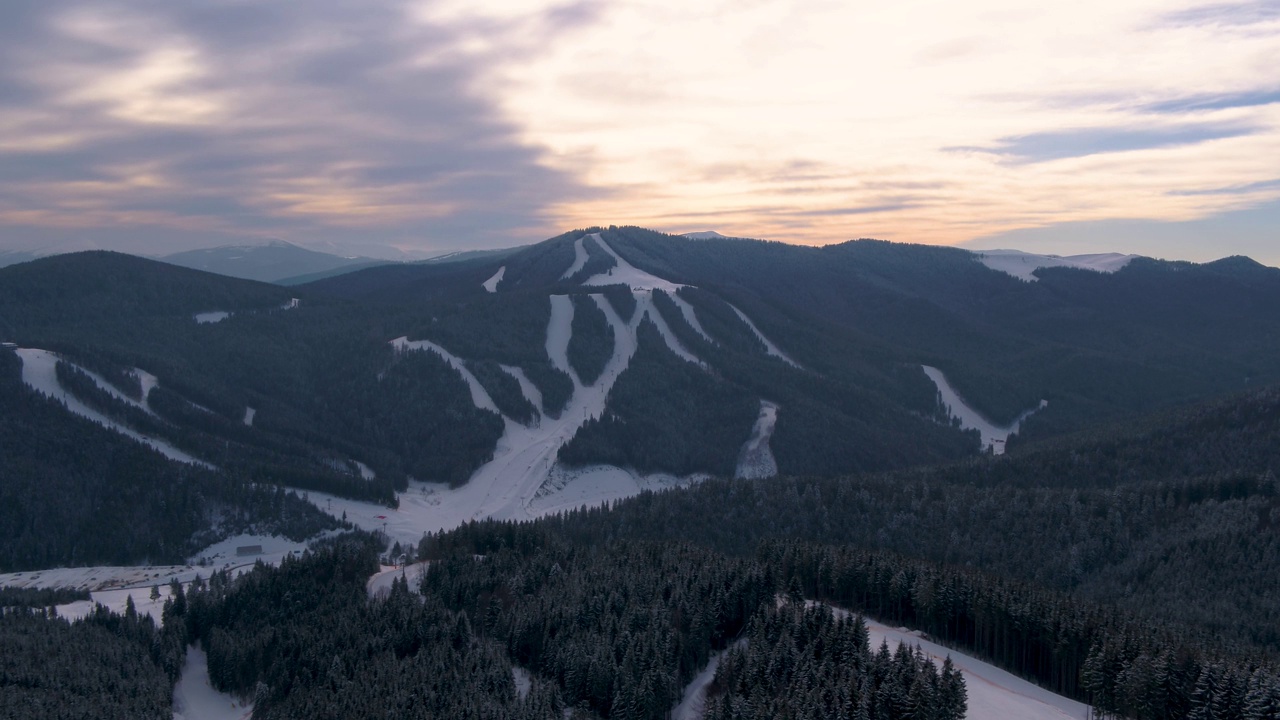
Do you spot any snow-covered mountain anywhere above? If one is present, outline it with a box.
[160,239,389,284]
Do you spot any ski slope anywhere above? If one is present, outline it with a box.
[735,400,779,479]
[727,303,801,368]
[173,646,253,720]
[15,348,209,466]
[922,365,1046,454]
[482,266,505,292]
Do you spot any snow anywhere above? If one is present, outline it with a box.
[635,291,706,367]
[512,667,533,700]
[681,230,731,240]
[307,290,719,546]
[735,400,779,479]
[242,407,255,426]
[391,337,501,415]
[173,646,253,720]
[546,295,579,383]
[583,233,685,292]
[560,236,589,279]
[194,311,230,324]
[726,304,801,368]
[281,298,300,310]
[866,620,1090,720]
[922,365,1046,455]
[500,364,544,418]
[974,249,1139,282]
[809,602,1090,720]
[353,460,376,480]
[137,369,160,405]
[366,561,429,599]
[15,348,210,467]
[668,291,715,344]
[671,639,746,720]
[482,266,506,292]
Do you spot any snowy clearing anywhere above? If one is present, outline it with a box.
[922,365,1046,455]
[813,603,1090,720]
[172,645,253,720]
[726,304,801,368]
[366,561,429,599]
[281,297,300,310]
[560,236,589,279]
[735,400,779,479]
[353,460,376,480]
[546,295,579,383]
[974,249,1138,282]
[194,311,230,324]
[584,233,684,292]
[15,348,209,466]
[482,266,505,292]
[512,667,533,700]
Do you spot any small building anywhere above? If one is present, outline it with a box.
[235,545,264,557]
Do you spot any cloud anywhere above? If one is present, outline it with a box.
[953,124,1258,164]
[1154,1,1280,28]
[0,0,596,255]
[1141,89,1280,114]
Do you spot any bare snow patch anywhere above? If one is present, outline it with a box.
[546,295,578,383]
[173,645,253,720]
[242,407,255,426]
[975,249,1138,282]
[560,236,589,279]
[366,561,429,599]
[922,365,1046,455]
[512,667,533,700]
[735,401,779,479]
[584,234,684,292]
[281,297,300,310]
[528,464,708,517]
[194,311,230,324]
[15,348,209,466]
[727,304,801,368]
[353,460,376,480]
[482,266,506,292]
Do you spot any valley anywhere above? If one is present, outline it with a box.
[3,227,1280,720]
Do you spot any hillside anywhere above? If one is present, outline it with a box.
[160,240,388,284]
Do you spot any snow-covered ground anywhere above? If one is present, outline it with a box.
[242,407,255,426]
[974,249,1138,282]
[194,311,230,324]
[172,645,253,720]
[922,365,1046,455]
[727,304,801,368]
[546,295,579,383]
[668,291,715,344]
[635,291,706,367]
[865,620,1090,720]
[482,266,505,292]
[812,603,1090,720]
[584,233,684,293]
[366,561,429,599]
[671,638,747,720]
[281,298,300,310]
[391,337,501,415]
[560,236,589,279]
[735,400,779,479]
[15,348,209,466]
[512,667,533,700]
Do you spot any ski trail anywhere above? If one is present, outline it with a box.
[482,266,505,292]
[671,639,748,720]
[922,365,1047,455]
[637,291,707,368]
[668,291,715,344]
[561,236,589,279]
[727,303,801,368]
[735,400,779,479]
[584,234,684,292]
[499,364,544,419]
[391,337,501,415]
[546,295,580,385]
[15,348,211,467]
[243,407,256,426]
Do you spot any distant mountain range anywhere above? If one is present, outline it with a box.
[158,239,390,284]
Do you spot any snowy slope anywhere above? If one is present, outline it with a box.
[15,348,208,466]
[975,249,1139,282]
[923,365,1046,454]
[560,236,589,279]
[735,400,779,479]
[727,304,800,368]
[482,266,505,292]
[172,646,253,720]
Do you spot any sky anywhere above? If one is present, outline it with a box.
[0,0,1276,263]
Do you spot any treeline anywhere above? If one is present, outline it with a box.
[559,320,758,476]
[564,234,617,284]
[0,586,90,607]
[706,602,966,720]
[468,359,539,425]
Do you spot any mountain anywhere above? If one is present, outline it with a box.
[160,239,390,284]
[0,250,37,269]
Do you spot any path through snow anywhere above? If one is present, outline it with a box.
[735,400,779,479]
[482,266,505,292]
[727,304,800,368]
[172,646,253,720]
